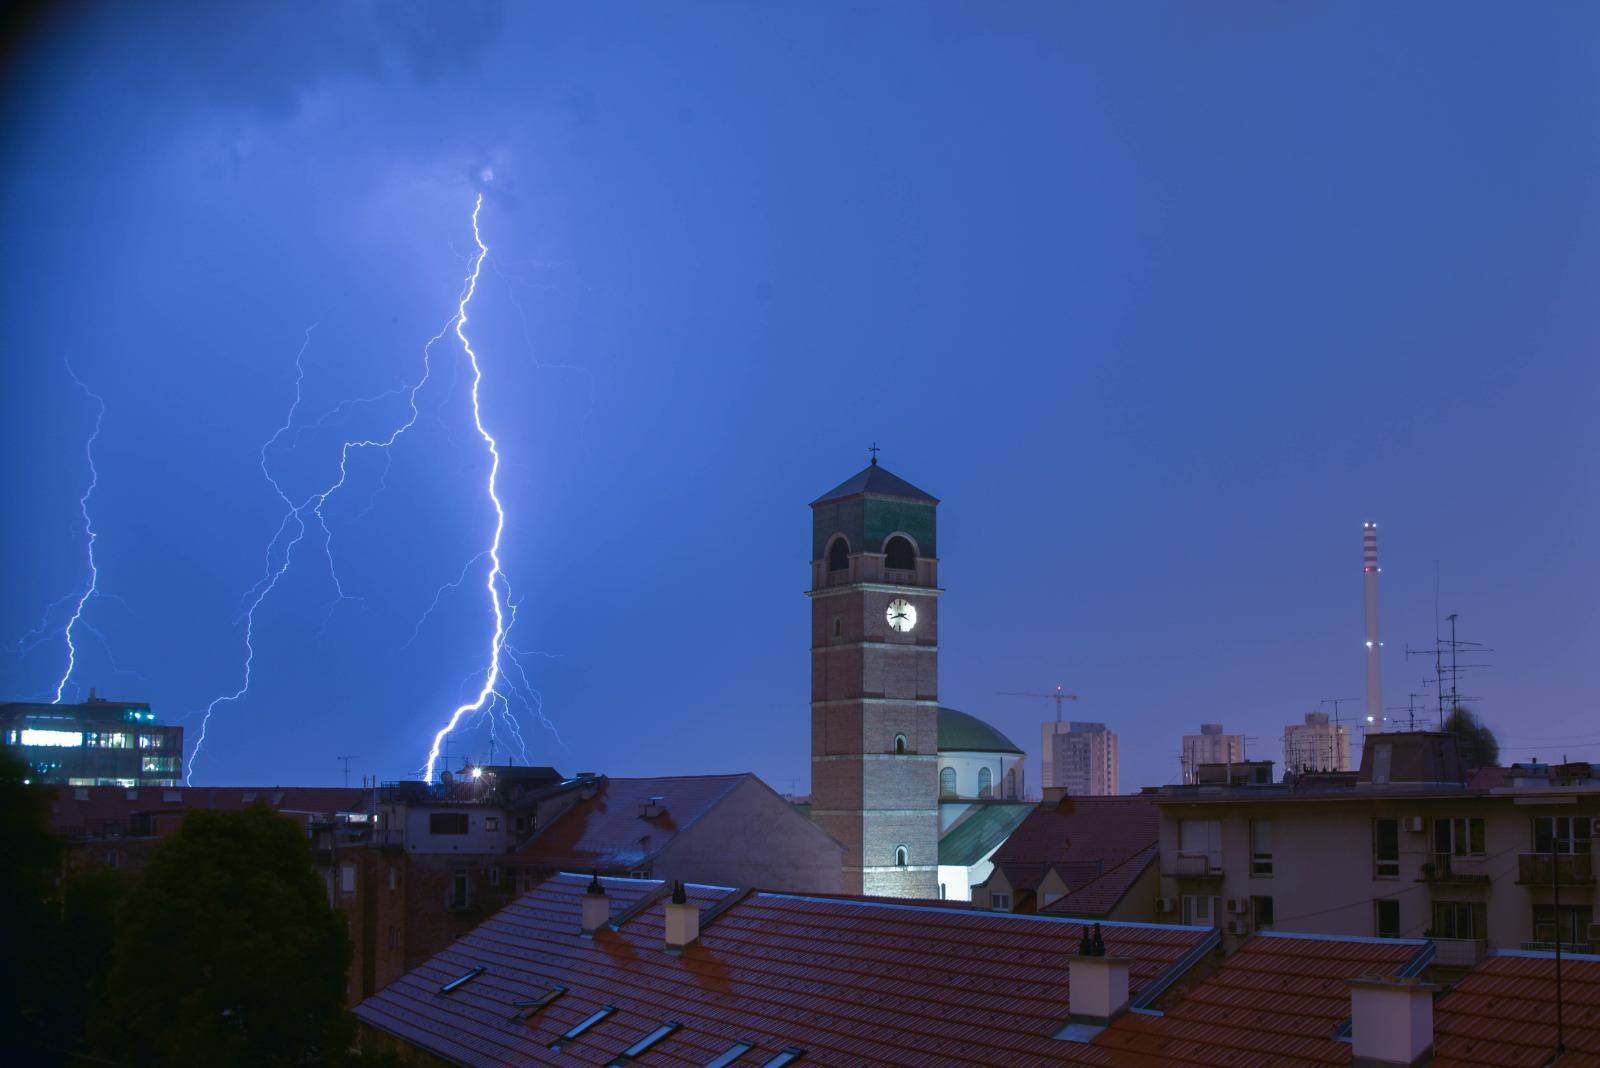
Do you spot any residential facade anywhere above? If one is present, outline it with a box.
[1152,732,1600,966]
[1181,723,1244,785]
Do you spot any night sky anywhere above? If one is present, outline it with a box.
[4,2,1596,793]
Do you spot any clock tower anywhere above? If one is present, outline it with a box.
[808,458,940,897]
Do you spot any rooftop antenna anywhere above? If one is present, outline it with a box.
[336,755,360,788]
[998,684,1080,724]
[1319,697,1359,734]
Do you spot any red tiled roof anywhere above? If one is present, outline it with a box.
[1098,932,1431,1066]
[991,796,1159,915]
[353,873,1215,1067]
[1433,952,1600,1066]
[1041,847,1157,918]
[44,784,370,836]
[517,774,750,872]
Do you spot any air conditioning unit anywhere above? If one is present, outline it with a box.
[1406,816,1425,833]
[1227,898,1245,914]
[1157,897,1175,914]
[1225,919,1243,935]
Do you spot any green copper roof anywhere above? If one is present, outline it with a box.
[811,462,938,506]
[938,706,1024,754]
[938,802,1034,866]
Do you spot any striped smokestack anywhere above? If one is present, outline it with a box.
[1362,523,1383,731]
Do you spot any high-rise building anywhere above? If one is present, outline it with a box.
[1181,723,1244,784]
[2,692,182,786]
[808,459,941,897]
[1283,711,1353,773]
[1046,722,1119,796]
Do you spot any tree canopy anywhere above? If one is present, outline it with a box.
[1444,706,1500,769]
[108,805,351,1067]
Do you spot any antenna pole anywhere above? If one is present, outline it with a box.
[336,755,360,788]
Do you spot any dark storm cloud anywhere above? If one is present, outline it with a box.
[5,0,503,123]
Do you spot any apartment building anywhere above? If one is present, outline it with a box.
[1283,710,1353,773]
[1151,732,1599,968]
[1044,721,1119,796]
[1180,723,1244,785]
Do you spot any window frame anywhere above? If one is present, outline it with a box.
[430,811,469,836]
[991,892,1012,912]
[1533,815,1594,855]
[1373,818,1400,879]
[1250,818,1274,877]
[1375,898,1401,938]
[1433,816,1486,858]
[939,766,957,797]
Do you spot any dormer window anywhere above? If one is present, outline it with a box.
[884,535,915,570]
[827,536,849,572]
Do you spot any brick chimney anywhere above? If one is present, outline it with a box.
[580,873,609,937]
[1347,975,1437,1067]
[663,880,699,955]
[1067,925,1131,1026]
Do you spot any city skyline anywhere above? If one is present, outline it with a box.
[4,2,1597,794]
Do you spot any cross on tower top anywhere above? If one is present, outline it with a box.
[868,442,880,465]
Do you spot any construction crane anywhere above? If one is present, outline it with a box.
[997,684,1080,724]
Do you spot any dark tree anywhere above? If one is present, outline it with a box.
[0,749,64,1062]
[1445,706,1500,769]
[107,805,351,1067]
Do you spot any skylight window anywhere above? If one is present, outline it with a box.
[761,1048,805,1068]
[437,965,485,995]
[703,1040,756,1067]
[508,985,566,1022]
[606,1020,682,1065]
[550,1006,617,1051]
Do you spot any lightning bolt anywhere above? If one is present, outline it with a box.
[423,193,509,783]
[188,314,451,783]
[188,194,540,785]
[50,362,107,704]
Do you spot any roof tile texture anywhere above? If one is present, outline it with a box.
[354,873,1211,1067]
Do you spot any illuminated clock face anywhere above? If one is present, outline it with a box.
[886,598,917,633]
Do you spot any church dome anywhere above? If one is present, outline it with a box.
[938,707,1023,754]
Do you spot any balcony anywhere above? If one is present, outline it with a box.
[1165,851,1224,879]
[1429,937,1488,968]
[1419,853,1491,885]
[1516,853,1596,886]
[1521,940,1594,954]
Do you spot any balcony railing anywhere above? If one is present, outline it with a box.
[1430,937,1488,968]
[1516,852,1596,886]
[1165,851,1224,878]
[1420,853,1491,884]
[1521,940,1594,954]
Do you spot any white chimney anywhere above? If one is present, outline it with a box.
[663,881,699,954]
[1067,926,1131,1027]
[1347,975,1436,1067]
[580,873,610,936]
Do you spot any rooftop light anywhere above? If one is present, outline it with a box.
[550,1006,617,1051]
[437,965,485,995]
[507,984,566,1022]
[703,1041,755,1068]
[606,1020,682,1065]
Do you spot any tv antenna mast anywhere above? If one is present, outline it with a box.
[336,755,360,788]
[998,684,1080,723]
[1407,611,1492,728]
